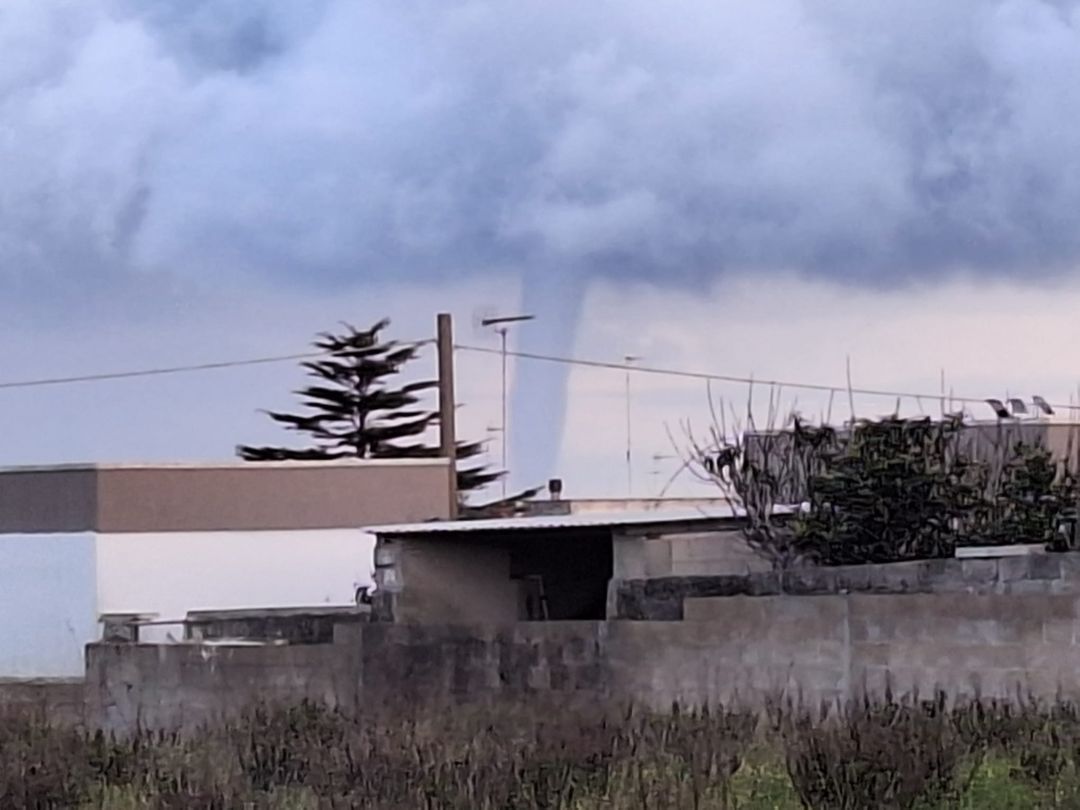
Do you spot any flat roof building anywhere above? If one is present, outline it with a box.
[369,506,790,625]
[0,459,452,677]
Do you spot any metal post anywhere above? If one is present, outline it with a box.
[499,327,509,498]
[624,355,639,498]
[626,367,632,496]
[480,313,534,494]
[437,313,458,518]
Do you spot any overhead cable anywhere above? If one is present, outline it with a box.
[454,343,1080,414]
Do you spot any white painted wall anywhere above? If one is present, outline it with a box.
[95,529,375,641]
[0,533,97,677]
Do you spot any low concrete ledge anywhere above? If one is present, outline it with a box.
[185,605,370,644]
[613,552,1080,620]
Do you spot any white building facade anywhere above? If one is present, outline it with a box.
[0,460,451,677]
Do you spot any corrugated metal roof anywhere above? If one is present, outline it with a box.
[367,505,796,537]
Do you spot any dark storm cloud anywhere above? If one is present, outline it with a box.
[6,0,1080,293]
[6,0,1080,485]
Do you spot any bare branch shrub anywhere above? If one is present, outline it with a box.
[679,388,1080,567]
[675,383,835,569]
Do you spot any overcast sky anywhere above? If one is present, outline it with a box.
[5,0,1080,497]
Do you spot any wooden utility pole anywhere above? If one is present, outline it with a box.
[437,312,458,517]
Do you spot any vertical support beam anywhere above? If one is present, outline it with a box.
[437,312,458,517]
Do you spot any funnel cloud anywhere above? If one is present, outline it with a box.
[5,0,1080,484]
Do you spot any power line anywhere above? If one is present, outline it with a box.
[0,337,438,391]
[454,343,1080,414]
[0,337,1073,416]
[0,351,326,390]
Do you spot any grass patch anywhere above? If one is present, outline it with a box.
[4,696,1080,808]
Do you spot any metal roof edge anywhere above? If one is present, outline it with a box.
[367,504,798,537]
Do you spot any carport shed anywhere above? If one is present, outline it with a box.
[369,508,774,623]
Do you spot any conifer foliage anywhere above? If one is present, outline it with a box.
[237,320,499,495]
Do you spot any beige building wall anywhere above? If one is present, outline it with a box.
[95,461,451,532]
[0,460,452,534]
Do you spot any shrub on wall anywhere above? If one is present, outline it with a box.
[693,412,1080,566]
[794,419,1080,565]
[979,442,1079,549]
[794,416,978,565]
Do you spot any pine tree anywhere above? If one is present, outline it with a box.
[237,320,500,495]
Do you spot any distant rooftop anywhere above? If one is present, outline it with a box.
[562,496,740,513]
[0,458,448,474]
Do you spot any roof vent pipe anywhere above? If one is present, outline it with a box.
[548,478,563,501]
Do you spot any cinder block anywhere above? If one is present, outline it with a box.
[613,539,648,579]
[1051,578,1076,595]
[1002,580,1056,596]
[851,592,1072,625]
[684,595,847,643]
[683,597,727,622]
[781,567,837,594]
[644,539,674,578]
[1045,622,1080,648]
[867,561,923,593]
[1058,553,1080,583]
[1029,554,1063,581]
[960,558,999,586]
[747,572,782,596]
[572,663,608,692]
[917,558,965,589]
[832,565,874,593]
[669,533,732,563]
[852,640,1027,673]
[850,614,1034,645]
[668,532,771,576]
[946,617,1036,645]
[849,616,893,644]
[998,556,1033,583]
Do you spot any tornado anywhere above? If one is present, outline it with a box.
[507,272,588,492]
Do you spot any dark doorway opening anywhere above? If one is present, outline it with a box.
[508,530,612,620]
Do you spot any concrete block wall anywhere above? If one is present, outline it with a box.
[670,592,1080,707]
[85,642,356,734]
[83,624,612,733]
[83,590,1080,731]
[615,552,1080,620]
[0,679,85,727]
[185,607,370,645]
[71,557,1080,733]
[845,593,1079,700]
[612,597,848,709]
[355,623,611,706]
